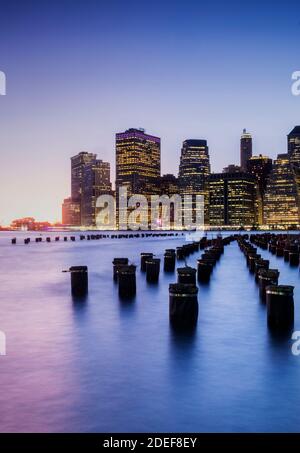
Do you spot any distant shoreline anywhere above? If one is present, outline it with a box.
[2,227,300,234]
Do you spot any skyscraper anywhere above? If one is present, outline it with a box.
[240,129,252,171]
[287,126,300,168]
[70,152,97,225]
[247,155,273,225]
[62,151,97,226]
[115,128,161,228]
[178,139,210,224]
[263,154,300,227]
[178,140,210,190]
[71,152,97,202]
[62,152,112,227]
[209,172,255,226]
[81,160,112,226]
[116,128,161,196]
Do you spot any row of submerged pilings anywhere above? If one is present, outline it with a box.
[12,235,106,245]
[249,233,300,267]
[112,235,236,330]
[11,231,184,245]
[237,235,294,331]
[64,238,213,300]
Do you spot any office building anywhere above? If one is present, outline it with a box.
[81,160,112,226]
[115,128,161,227]
[116,128,161,195]
[263,154,300,227]
[69,152,97,225]
[62,197,81,226]
[240,129,252,171]
[178,139,210,225]
[247,155,273,225]
[71,152,97,202]
[62,152,111,227]
[209,172,255,226]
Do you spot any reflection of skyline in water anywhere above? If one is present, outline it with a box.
[0,231,300,433]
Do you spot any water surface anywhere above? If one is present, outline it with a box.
[0,231,299,432]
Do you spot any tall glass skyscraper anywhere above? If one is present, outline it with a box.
[178,139,210,190]
[263,154,300,227]
[69,152,97,225]
[116,128,161,196]
[81,160,112,226]
[240,129,252,172]
[63,152,111,226]
[71,152,97,203]
[115,128,161,228]
[178,139,210,225]
[247,155,273,225]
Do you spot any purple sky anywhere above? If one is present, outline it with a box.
[0,0,300,225]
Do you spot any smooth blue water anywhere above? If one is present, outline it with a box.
[0,231,300,433]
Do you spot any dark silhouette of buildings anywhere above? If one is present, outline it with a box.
[247,155,272,224]
[240,129,252,172]
[62,152,111,227]
[81,160,112,226]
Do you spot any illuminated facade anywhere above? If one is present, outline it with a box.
[62,197,81,226]
[263,154,300,227]
[240,129,252,172]
[209,172,255,226]
[159,174,179,196]
[81,160,112,226]
[115,128,161,227]
[288,126,300,168]
[116,128,161,195]
[247,155,272,225]
[178,139,210,225]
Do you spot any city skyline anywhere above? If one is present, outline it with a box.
[57,125,300,230]
[0,1,300,225]
[4,124,300,227]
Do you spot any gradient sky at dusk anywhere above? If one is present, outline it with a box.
[0,0,300,225]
